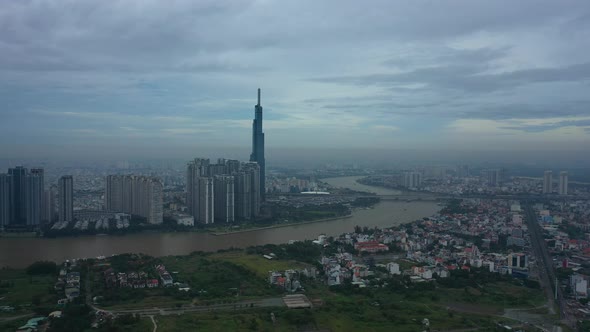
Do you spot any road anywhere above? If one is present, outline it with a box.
[96,297,285,316]
[524,204,573,328]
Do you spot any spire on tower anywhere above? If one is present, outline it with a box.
[257,88,261,106]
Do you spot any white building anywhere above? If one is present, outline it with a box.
[386,262,401,275]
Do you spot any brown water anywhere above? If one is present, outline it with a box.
[322,176,402,195]
[0,177,439,268]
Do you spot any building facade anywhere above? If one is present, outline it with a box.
[186,158,260,224]
[8,167,27,225]
[558,171,568,196]
[105,175,163,224]
[250,89,266,200]
[403,171,422,189]
[0,174,10,228]
[543,170,553,194]
[58,175,74,222]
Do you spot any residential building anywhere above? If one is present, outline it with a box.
[558,171,568,195]
[543,170,552,194]
[43,186,56,224]
[58,176,74,222]
[0,173,9,228]
[507,253,528,269]
[105,175,163,224]
[8,167,27,225]
[484,169,501,187]
[214,175,234,223]
[26,168,44,227]
[186,158,260,223]
[403,172,422,189]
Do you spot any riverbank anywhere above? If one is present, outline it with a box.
[210,213,354,236]
[0,177,440,268]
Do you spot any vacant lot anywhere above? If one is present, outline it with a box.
[0,268,56,312]
[210,251,308,278]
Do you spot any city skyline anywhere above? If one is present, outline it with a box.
[1,1,590,159]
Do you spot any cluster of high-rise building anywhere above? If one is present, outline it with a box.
[187,158,261,224]
[0,167,72,229]
[104,175,163,224]
[403,171,423,189]
[184,89,266,224]
[542,170,569,195]
[483,168,504,187]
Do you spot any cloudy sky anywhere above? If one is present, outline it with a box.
[1,0,590,159]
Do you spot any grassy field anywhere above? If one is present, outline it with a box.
[0,268,56,311]
[94,252,289,309]
[209,251,308,278]
[86,249,550,331]
[437,281,546,310]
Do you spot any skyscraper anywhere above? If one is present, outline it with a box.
[8,167,27,225]
[241,162,261,218]
[543,170,553,194]
[558,171,568,195]
[214,175,234,223]
[43,186,56,224]
[187,158,260,223]
[197,177,215,224]
[58,175,74,222]
[0,173,10,228]
[484,169,501,187]
[27,168,44,227]
[403,172,422,189]
[105,175,163,224]
[250,88,265,200]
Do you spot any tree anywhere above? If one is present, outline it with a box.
[26,261,58,275]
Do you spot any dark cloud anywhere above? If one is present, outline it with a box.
[1,1,590,153]
[312,61,590,93]
[501,119,590,132]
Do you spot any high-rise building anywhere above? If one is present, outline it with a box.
[484,169,501,187]
[214,175,234,223]
[187,158,260,224]
[8,167,27,225]
[26,168,44,227]
[0,173,10,228]
[250,88,266,200]
[43,186,56,224]
[197,177,215,224]
[105,175,123,212]
[559,171,568,196]
[543,170,553,194]
[241,162,261,218]
[58,175,74,222]
[105,175,163,224]
[234,170,253,220]
[403,172,422,189]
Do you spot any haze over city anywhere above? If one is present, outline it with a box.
[3,2,590,332]
[1,0,590,164]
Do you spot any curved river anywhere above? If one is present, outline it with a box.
[0,176,439,268]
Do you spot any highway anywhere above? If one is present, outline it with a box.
[524,204,573,328]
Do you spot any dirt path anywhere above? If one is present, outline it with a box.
[149,315,157,332]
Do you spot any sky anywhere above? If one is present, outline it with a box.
[1,0,590,161]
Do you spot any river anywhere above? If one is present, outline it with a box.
[0,176,439,268]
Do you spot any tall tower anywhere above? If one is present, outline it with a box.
[27,168,44,227]
[558,171,568,195]
[543,170,553,194]
[0,173,10,228]
[8,167,27,225]
[250,88,265,201]
[58,175,74,222]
